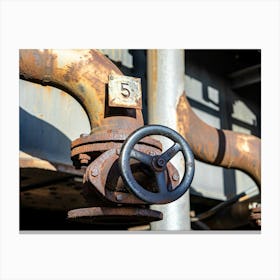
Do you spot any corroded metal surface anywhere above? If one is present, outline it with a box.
[108,74,142,109]
[249,202,261,227]
[177,93,261,188]
[71,132,162,153]
[19,49,121,130]
[82,144,179,205]
[67,207,163,225]
[19,49,144,134]
[71,136,162,168]
[19,49,149,167]
[20,49,182,226]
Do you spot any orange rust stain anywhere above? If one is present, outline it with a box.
[176,93,202,157]
[20,49,140,134]
[176,92,261,187]
[177,93,219,162]
[44,85,53,94]
[20,50,58,82]
[89,49,122,77]
[176,93,189,139]
[63,61,83,83]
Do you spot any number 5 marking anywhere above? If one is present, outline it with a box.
[121,82,130,97]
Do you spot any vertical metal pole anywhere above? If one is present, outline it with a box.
[147,49,191,230]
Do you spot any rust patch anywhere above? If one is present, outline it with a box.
[176,92,261,188]
[67,206,162,225]
[89,49,122,76]
[63,61,83,83]
[19,49,123,130]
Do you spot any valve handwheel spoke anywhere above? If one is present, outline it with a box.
[130,149,153,166]
[157,142,182,164]
[119,125,195,204]
[155,171,167,193]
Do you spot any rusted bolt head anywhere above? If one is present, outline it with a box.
[91,168,99,177]
[172,173,180,181]
[116,194,123,201]
[79,153,91,165]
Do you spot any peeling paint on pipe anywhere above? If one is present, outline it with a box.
[177,93,261,188]
[19,49,143,132]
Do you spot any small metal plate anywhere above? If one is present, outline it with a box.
[108,74,142,109]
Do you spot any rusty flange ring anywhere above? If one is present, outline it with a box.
[71,129,163,168]
[67,206,163,225]
[83,146,179,205]
[71,130,162,150]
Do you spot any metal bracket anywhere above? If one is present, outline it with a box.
[108,74,142,109]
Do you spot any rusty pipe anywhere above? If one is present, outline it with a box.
[19,49,143,133]
[177,93,261,188]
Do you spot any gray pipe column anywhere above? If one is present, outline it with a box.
[147,49,191,230]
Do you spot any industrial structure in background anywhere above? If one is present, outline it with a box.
[19,49,261,230]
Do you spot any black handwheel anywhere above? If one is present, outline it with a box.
[119,125,195,204]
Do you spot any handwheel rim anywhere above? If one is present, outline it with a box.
[119,125,195,204]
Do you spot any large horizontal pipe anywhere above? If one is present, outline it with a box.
[177,93,261,188]
[19,49,143,133]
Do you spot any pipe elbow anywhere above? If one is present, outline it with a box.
[19,49,122,130]
[177,93,261,188]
